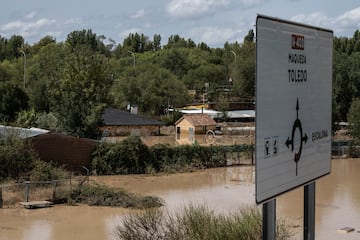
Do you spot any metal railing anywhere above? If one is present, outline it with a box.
[0,177,88,208]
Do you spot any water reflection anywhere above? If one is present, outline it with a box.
[0,159,360,240]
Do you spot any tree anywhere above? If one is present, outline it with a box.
[49,47,112,138]
[30,35,56,55]
[159,48,190,79]
[153,34,161,51]
[27,42,65,112]
[348,98,360,140]
[139,67,190,114]
[182,63,227,101]
[0,82,29,122]
[244,29,255,42]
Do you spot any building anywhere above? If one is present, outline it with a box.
[175,114,217,145]
[0,125,97,172]
[100,108,165,137]
[30,133,98,172]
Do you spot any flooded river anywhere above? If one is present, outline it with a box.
[1,158,359,240]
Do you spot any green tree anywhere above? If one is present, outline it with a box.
[0,82,29,122]
[50,47,112,138]
[27,42,65,112]
[159,48,190,79]
[348,98,360,140]
[333,51,353,121]
[139,67,189,114]
[244,29,255,42]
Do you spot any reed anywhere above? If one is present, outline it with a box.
[113,204,293,240]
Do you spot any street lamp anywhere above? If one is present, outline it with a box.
[230,50,237,63]
[128,51,136,68]
[19,49,26,88]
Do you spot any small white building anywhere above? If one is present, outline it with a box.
[175,114,217,145]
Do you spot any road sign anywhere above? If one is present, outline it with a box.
[255,15,333,204]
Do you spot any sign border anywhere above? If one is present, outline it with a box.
[255,14,333,204]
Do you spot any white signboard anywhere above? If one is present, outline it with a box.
[255,15,333,204]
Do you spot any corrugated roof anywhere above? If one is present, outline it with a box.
[176,114,217,127]
[0,125,49,139]
[227,110,255,118]
[103,108,164,126]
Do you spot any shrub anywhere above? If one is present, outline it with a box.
[68,183,163,208]
[29,160,70,181]
[113,205,293,240]
[92,135,154,174]
[0,130,38,180]
[92,135,254,175]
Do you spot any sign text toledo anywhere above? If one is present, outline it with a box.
[255,15,333,204]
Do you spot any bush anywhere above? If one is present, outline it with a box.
[29,160,70,181]
[68,183,163,208]
[0,130,38,180]
[92,135,254,175]
[92,135,154,174]
[113,205,293,240]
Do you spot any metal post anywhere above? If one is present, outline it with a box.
[263,199,276,240]
[53,181,57,202]
[0,187,3,208]
[25,181,30,202]
[304,182,316,240]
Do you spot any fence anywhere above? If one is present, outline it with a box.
[331,140,360,158]
[0,177,88,208]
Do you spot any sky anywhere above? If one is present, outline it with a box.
[1,0,360,48]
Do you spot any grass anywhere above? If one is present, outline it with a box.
[113,204,294,240]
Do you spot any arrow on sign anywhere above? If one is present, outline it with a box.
[285,98,308,176]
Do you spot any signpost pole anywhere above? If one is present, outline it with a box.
[262,199,276,240]
[304,182,315,240]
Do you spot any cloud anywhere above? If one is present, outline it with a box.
[0,18,56,39]
[64,17,83,25]
[166,0,230,19]
[189,26,243,46]
[239,0,266,8]
[25,11,37,20]
[336,7,360,29]
[291,6,360,35]
[131,9,145,19]
[291,12,331,27]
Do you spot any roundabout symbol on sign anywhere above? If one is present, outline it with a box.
[285,98,308,176]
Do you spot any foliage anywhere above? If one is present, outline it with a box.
[92,135,154,175]
[160,110,183,126]
[92,136,253,175]
[68,183,163,208]
[113,205,293,240]
[35,112,62,132]
[0,81,29,122]
[3,28,360,135]
[347,98,360,140]
[0,130,71,181]
[29,160,70,181]
[49,46,111,138]
[15,108,37,128]
[0,131,37,179]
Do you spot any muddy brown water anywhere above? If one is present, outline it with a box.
[1,158,360,240]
